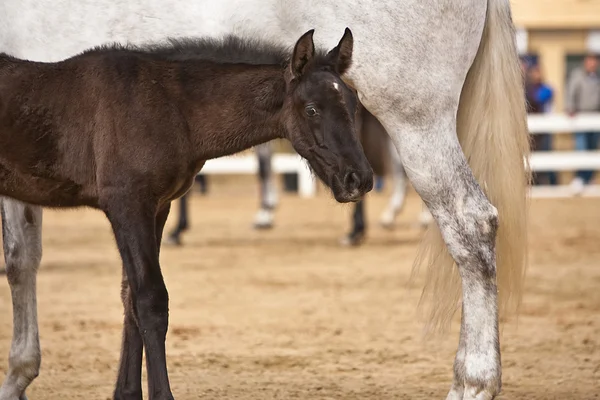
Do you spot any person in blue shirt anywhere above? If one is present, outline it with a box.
[525,64,556,185]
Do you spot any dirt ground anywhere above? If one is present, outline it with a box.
[0,178,599,399]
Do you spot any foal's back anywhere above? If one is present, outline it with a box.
[0,54,100,206]
[0,51,200,207]
[0,41,296,208]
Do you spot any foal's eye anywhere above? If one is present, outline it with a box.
[305,105,318,117]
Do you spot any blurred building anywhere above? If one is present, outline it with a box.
[513,1,600,111]
[513,1,600,183]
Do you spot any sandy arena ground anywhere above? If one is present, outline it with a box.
[0,178,599,399]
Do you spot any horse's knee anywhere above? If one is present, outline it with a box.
[438,194,498,275]
[4,241,40,287]
[4,239,21,268]
[463,199,498,242]
[8,347,41,384]
[3,205,42,286]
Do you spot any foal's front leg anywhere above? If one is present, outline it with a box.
[106,199,173,400]
[114,204,172,400]
[0,199,43,400]
[114,266,144,400]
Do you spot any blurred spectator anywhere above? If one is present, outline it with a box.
[525,64,556,185]
[374,175,384,192]
[565,53,600,194]
[520,58,529,78]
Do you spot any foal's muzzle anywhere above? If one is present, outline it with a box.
[332,169,373,203]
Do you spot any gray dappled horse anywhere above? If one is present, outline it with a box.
[0,0,530,398]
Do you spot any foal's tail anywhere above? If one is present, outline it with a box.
[417,0,530,332]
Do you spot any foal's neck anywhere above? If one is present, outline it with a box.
[188,64,287,161]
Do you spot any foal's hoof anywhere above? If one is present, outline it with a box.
[339,231,365,247]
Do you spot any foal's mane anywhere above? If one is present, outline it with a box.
[78,35,332,68]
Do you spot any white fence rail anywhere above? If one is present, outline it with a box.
[527,113,600,134]
[528,113,600,197]
[202,113,600,198]
[202,154,316,197]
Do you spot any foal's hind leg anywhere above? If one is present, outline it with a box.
[114,204,171,400]
[383,114,501,399]
[253,142,277,229]
[0,199,42,400]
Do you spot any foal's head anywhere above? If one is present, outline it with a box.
[282,29,373,203]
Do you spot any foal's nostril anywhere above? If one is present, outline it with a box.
[344,172,361,191]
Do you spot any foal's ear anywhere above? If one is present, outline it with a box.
[291,29,316,78]
[327,27,353,74]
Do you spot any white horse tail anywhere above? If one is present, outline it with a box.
[416,0,530,331]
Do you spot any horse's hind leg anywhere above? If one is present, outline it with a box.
[253,142,277,229]
[339,199,366,247]
[379,139,407,229]
[378,140,432,230]
[165,193,189,246]
[0,198,43,400]
[382,113,501,399]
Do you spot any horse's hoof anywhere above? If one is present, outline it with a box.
[379,219,395,230]
[253,222,273,230]
[164,235,182,246]
[339,231,365,247]
[459,384,500,400]
[253,209,274,230]
[379,210,397,230]
[445,384,464,400]
[446,363,500,400]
